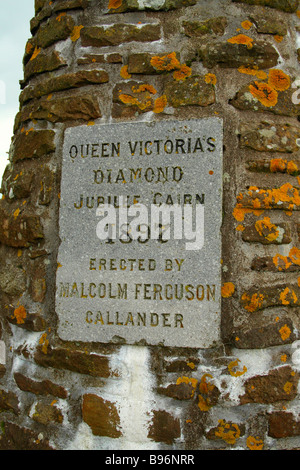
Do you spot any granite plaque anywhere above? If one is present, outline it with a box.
[56,119,223,348]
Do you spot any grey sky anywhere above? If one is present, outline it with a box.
[0,1,34,180]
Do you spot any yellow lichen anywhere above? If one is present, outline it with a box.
[268,69,290,91]
[176,376,198,397]
[70,25,83,42]
[279,287,298,306]
[215,420,241,445]
[173,64,192,81]
[283,381,293,394]
[246,436,264,450]
[228,359,247,377]
[228,34,254,49]
[205,73,217,85]
[132,84,157,95]
[120,65,132,79]
[255,217,279,242]
[249,81,278,107]
[30,46,41,61]
[108,0,122,8]
[279,324,291,341]
[238,65,267,80]
[39,333,49,355]
[241,292,264,312]
[221,282,235,298]
[241,20,253,30]
[150,52,180,72]
[12,305,27,325]
[153,94,167,113]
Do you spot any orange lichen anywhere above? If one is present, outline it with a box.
[30,46,41,61]
[56,12,66,21]
[228,34,254,49]
[287,161,299,175]
[205,73,217,85]
[228,359,247,377]
[279,324,292,341]
[153,95,167,113]
[187,362,195,370]
[70,25,83,42]
[241,292,264,312]
[273,253,292,271]
[215,420,241,445]
[289,247,300,265]
[270,158,286,173]
[13,208,20,219]
[246,436,264,450]
[254,217,279,242]
[12,306,27,325]
[119,93,151,110]
[108,0,122,8]
[221,282,235,298]
[283,381,293,394]
[132,84,157,95]
[39,333,49,355]
[238,65,267,80]
[281,354,287,362]
[120,65,131,79]
[176,376,198,397]
[241,20,253,30]
[150,52,180,72]
[274,35,284,43]
[232,204,263,222]
[268,69,290,91]
[173,64,192,81]
[279,287,298,305]
[249,81,278,107]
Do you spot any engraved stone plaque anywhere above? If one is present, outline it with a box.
[56,119,223,348]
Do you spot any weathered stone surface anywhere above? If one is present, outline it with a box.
[164,76,215,107]
[8,306,46,331]
[242,222,291,245]
[241,284,300,312]
[250,15,288,36]
[0,389,19,415]
[230,81,300,117]
[112,80,159,117]
[236,183,300,211]
[268,412,300,438]
[14,372,67,398]
[31,0,88,34]
[82,394,122,438]
[107,0,197,13]
[20,70,109,104]
[0,264,26,297]
[240,366,299,404]
[35,14,75,49]
[0,204,44,248]
[246,158,300,175]
[24,50,67,82]
[206,420,245,444]
[127,52,180,74]
[81,24,161,47]
[34,345,111,378]
[31,401,64,425]
[182,17,227,37]
[157,382,195,400]
[16,94,102,127]
[232,0,299,13]
[198,41,279,69]
[0,421,54,450]
[1,169,33,200]
[233,318,296,348]
[239,122,300,153]
[78,53,122,65]
[148,410,180,445]
[0,365,6,379]
[12,130,55,162]
[251,256,300,272]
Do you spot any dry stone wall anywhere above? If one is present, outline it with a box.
[0,0,300,450]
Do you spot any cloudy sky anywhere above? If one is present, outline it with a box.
[0,1,34,181]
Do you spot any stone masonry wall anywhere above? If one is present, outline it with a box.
[0,0,300,450]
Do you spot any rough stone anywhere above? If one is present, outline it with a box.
[246,159,300,175]
[24,50,67,82]
[20,70,109,104]
[112,80,159,117]
[107,0,197,13]
[34,345,111,378]
[8,312,46,332]
[148,410,181,445]
[82,394,122,438]
[164,76,215,107]
[12,130,55,162]
[0,264,26,297]
[127,52,180,74]
[16,94,102,127]
[268,411,300,438]
[31,401,64,425]
[240,284,300,312]
[0,421,54,450]
[0,204,44,248]
[250,15,288,36]
[251,256,300,272]
[182,17,227,37]
[157,382,195,400]
[77,53,122,65]
[0,389,19,415]
[81,24,161,47]
[239,122,300,153]
[230,81,300,117]
[198,41,279,69]
[35,14,75,49]
[242,222,291,244]
[14,373,67,398]
[232,0,299,13]
[240,366,299,404]
[233,318,296,348]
